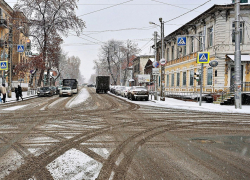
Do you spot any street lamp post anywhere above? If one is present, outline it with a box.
[149,20,165,101]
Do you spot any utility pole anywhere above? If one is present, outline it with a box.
[8,26,13,98]
[234,0,242,109]
[199,25,206,106]
[159,18,165,101]
[154,31,158,100]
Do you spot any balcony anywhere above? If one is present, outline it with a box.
[0,19,7,28]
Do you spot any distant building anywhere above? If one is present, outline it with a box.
[132,55,154,86]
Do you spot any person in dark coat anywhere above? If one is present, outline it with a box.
[18,85,23,101]
[1,84,6,103]
[15,87,19,101]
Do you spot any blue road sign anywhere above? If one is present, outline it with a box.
[177,37,186,46]
[17,45,24,52]
[197,52,210,63]
[0,61,8,70]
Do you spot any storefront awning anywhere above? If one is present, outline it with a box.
[227,54,250,61]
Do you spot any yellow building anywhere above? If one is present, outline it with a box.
[157,4,250,101]
[0,0,30,91]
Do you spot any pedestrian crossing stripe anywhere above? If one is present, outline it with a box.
[197,52,210,64]
[177,37,186,46]
[0,61,8,70]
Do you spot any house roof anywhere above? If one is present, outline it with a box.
[152,4,250,48]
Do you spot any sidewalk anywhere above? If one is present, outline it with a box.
[0,91,37,104]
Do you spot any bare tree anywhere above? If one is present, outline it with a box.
[14,0,85,86]
[94,39,139,85]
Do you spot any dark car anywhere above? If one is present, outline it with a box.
[37,87,54,97]
[50,86,58,95]
[127,86,149,101]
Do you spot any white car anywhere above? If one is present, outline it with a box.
[59,86,73,97]
[121,86,131,97]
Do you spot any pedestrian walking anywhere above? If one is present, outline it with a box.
[15,87,19,101]
[18,85,23,101]
[1,84,7,103]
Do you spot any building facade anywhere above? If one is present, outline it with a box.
[132,55,154,86]
[0,0,31,90]
[160,4,250,94]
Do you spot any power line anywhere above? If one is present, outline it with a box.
[151,0,202,12]
[78,0,133,17]
[164,0,212,24]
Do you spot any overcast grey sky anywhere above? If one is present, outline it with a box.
[5,0,237,82]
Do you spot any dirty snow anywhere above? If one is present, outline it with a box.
[46,148,102,180]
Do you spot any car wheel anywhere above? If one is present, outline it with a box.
[145,97,149,101]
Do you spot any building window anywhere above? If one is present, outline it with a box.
[0,8,2,17]
[190,70,194,86]
[167,74,169,87]
[190,37,194,53]
[208,26,213,47]
[232,22,244,44]
[167,48,169,61]
[171,73,174,87]
[183,72,186,86]
[207,67,212,85]
[199,32,203,51]
[171,46,174,60]
[183,46,186,56]
[177,72,180,86]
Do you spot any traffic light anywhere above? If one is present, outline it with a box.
[4,70,8,77]
[26,39,31,50]
[12,65,16,75]
[194,72,200,82]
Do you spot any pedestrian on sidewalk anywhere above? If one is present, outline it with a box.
[1,84,7,103]
[18,85,23,101]
[15,87,19,101]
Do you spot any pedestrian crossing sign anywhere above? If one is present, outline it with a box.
[177,37,186,46]
[197,52,210,63]
[17,44,24,52]
[0,61,8,70]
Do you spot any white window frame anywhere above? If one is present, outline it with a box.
[208,26,213,47]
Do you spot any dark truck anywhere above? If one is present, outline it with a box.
[96,76,110,93]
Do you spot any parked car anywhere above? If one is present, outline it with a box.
[110,86,117,94]
[121,86,131,97]
[113,86,122,95]
[37,87,54,97]
[59,86,73,97]
[115,86,125,96]
[127,86,149,101]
